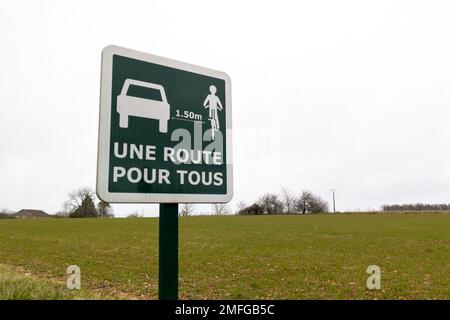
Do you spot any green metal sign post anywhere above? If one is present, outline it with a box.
[159,203,179,300]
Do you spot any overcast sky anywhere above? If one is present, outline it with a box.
[1,0,450,217]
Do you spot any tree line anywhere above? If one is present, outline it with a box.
[5,186,450,219]
[178,188,329,216]
[236,188,328,215]
[381,203,450,212]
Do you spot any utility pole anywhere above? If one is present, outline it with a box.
[331,189,336,213]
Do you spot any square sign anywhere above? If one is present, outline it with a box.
[97,45,232,203]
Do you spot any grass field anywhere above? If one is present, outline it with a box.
[0,213,448,299]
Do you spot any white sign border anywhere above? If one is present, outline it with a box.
[97,45,233,203]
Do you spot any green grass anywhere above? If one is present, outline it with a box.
[0,213,448,299]
[0,264,103,299]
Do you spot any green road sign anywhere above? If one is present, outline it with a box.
[97,45,233,203]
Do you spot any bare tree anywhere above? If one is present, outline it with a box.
[212,203,230,215]
[63,187,96,213]
[98,201,114,218]
[295,191,328,214]
[236,201,247,214]
[281,187,296,214]
[63,187,98,218]
[179,203,195,217]
[257,193,284,214]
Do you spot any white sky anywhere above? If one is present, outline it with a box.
[1,0,450,217]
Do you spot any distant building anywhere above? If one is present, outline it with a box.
[14,209,50,219]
